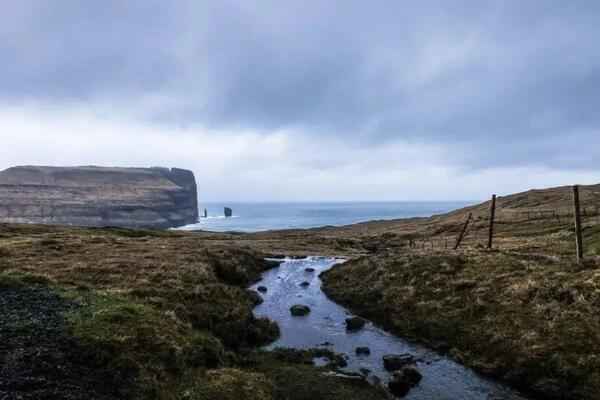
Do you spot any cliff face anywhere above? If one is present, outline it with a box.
[0,166,199,229]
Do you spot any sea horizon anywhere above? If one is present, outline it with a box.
[179,200,477,232]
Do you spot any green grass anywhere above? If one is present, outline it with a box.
[64,290,227,399]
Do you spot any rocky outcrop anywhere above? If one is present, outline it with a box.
[0,166,199,229]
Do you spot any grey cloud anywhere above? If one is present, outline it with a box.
[1,1,600,169]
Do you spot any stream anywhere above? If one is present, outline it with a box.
[249,256,529,400]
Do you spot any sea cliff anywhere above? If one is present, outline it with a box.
[0,166,198,229]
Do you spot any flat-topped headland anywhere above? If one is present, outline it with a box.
[0,165,199,229]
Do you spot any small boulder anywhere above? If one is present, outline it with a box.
[290,304,311,316]
[355,347,371,356]
[345,316,366,331]
[388,366,422,397]
[257,286,268,293]
[305,267,316,272]
[383,354,415,371]
[299,281,310,287]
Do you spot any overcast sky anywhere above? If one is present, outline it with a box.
[1,1,600,201]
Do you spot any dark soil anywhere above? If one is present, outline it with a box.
[0,282,132,400]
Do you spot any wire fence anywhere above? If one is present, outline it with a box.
[403,185,597,262]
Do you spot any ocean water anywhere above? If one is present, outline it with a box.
[177,201,473,232]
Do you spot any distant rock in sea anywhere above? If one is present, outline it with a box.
[224,207,233,217]
[0,165,198,229]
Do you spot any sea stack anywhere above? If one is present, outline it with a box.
[224,207,233,217]
[0,166,199,229]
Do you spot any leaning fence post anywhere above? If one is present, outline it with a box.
[487,194,497,249]
[573,185,584,263]
[454,212,472,250]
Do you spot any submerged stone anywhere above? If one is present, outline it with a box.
[305,267,316,272]
[257,286,268,293]
[290,304,311,316]
[299,281,310,287]
[355,347,371,356]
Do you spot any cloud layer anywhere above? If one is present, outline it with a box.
[2,1,600,200]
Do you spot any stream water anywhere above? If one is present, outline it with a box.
[249,257,529,400]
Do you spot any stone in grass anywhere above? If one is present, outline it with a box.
[299,281,310,287]
[305,267,316,273]
[257,286,268,293]
[355,347,371,356]
[383,354,415,371]
[290,304,311,316]
[388,366,422,397]
[345,316,366,331]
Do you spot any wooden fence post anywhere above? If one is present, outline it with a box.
[573,185,584,263]
[487,194,497,249]
[454,212,472,250]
